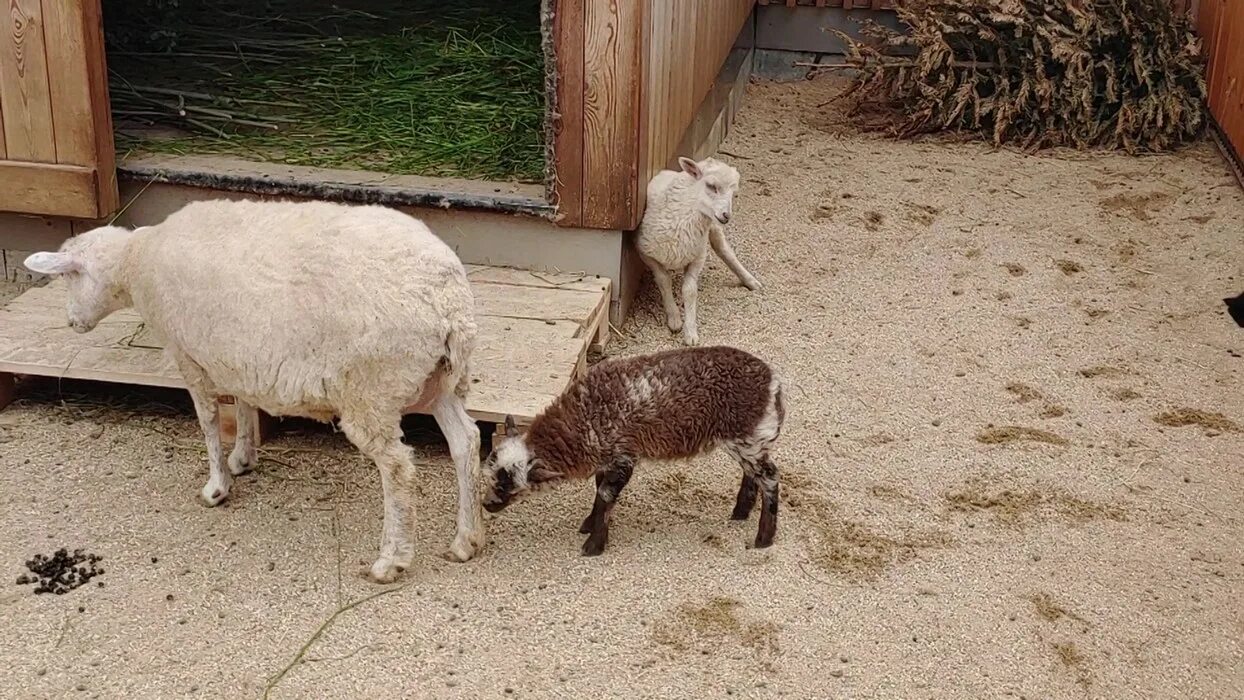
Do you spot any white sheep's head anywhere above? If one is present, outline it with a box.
[23,225,135,334]
[482,415,560,513]
[679,156,741,225]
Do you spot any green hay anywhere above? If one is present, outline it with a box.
[105,0,546,182]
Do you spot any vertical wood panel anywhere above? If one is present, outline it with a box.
[641,0,754,212]
[551,0,585,227]
[0,0,55,162]
[581,0,644,229]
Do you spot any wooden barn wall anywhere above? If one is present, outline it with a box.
[641,0,755,211]
[1201,0,1244,162]
[552,0,754,231]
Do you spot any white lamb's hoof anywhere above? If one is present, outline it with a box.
[443,534,477,563]
[743,278,762,291]
[666,315,683,333]
[682,331,700,346]
[200,479,230,507]
[368,557,405,584]
[228,449,256,476]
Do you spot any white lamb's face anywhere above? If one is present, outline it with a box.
[23,226,133,333]
[682,157,741,225]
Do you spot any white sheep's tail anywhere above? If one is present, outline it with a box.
[443,315,477,399]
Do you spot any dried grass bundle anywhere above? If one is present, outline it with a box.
[833,0,1206,152]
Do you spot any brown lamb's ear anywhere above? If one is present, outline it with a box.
[504,414,517,434]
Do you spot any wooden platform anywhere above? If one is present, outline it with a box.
[0,265,610,434]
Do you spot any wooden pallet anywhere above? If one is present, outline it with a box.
[0,265,610,441]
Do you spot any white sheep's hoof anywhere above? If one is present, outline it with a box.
[200,478,230,507]
[666,314,683,333]
[442,534,477,563]
[682,330,700,346]
[743,277,762,291]
[228,449,256,476]
[368,557,405,584]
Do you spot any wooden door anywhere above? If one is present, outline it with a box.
[0,0,118,219]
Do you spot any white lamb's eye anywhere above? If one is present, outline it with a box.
[707,184,719,194]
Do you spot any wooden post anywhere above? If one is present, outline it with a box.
[0,373,15,411]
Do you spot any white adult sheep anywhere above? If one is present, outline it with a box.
[23,199,486,583]
[636,156,761,346]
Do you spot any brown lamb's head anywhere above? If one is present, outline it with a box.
[482,416,562,513]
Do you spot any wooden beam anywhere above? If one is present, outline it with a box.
[0,161,99,218]
[551,0,586,227]
[0,372,14,411]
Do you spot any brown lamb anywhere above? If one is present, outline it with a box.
[482,345,786,555]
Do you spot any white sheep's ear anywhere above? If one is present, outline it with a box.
[678,157,703,179]
[23,251,80,275]
[504,414,517,433]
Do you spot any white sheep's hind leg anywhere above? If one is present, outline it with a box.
[340,411,417,583]
[432,392,485,562]
[227,399,258,476]
[640,251,682,332]
[710,225,761,291]
[680,252,707,346]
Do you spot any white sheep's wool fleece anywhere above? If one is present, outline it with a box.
[44,199,476,421]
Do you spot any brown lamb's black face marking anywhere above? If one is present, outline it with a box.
[483,461,516,513]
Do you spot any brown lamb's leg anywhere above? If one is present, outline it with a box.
[731,474,759,520]
[582,456,634,556]
[754,456,780,549]
[580,472,606,534]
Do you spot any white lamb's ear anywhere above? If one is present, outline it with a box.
[23,252,79,275]
[504,414,517,433]
[678,157,702,179]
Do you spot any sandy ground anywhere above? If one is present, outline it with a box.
[1,78,1242,699]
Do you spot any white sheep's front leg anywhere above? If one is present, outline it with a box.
[680,252,707,346]
[432,392,485,562]
[710,225,761,291]
[227,399,258,476]
[640,251,682,332]
[173,355,232,507]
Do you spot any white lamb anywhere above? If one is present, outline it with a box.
[636,156,761,346]
[23,199,486,583]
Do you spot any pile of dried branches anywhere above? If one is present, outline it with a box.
[828,0,1206,152]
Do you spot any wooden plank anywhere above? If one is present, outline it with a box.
[0,96,6,158]
[582,0,644,229]
[0,270,609,426]
[0,0,55,162]
[463,264,610,294]
[42,0,118,217]
[0,160,99,218]
[0,371,14,410]
[472,282,605,324]
[551,0,586,227]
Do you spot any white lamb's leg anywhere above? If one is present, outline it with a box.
[710,226,761,291]
[640,251,682,332]
[173,356,232,507]
[227,399,258,476]
[681,252,707,346]
[432,392,485,563]
[340,411,417,583]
